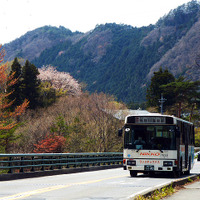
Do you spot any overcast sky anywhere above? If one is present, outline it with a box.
[1,0,191,44]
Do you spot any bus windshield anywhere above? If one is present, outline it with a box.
[124,125,176,150]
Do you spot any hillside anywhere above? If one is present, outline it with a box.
[33,24,155,103]
[3,26,83,61]
[147,0,200,80]
[148,19,200,81]
[3,1,200,103]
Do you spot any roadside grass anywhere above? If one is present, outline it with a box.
[0,169,9,174]
[135,184,175,200]
[187,177,193,182]
[134,176,200,200]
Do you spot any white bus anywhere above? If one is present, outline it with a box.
[119,113,195,177]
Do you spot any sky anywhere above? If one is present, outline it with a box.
[1,0,192,44]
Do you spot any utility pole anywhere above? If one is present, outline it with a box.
[159,93,167,115]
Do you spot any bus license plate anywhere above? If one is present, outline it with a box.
[144,165,154,171]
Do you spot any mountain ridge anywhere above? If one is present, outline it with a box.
[148,18,200,80]
[3,0,200,103]
[3,25,83,61]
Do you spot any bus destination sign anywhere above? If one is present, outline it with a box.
[135,116,166,124]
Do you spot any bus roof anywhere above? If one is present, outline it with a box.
[125,113,193,125]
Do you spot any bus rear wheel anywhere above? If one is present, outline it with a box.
[185,157,191,175]
[130,170,137,177]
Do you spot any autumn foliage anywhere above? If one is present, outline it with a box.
[0,45,29,130]
[33,134,66,153]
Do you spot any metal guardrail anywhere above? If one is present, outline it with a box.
[0,152,123,174]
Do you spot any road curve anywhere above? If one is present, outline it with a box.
[0,162,199,200]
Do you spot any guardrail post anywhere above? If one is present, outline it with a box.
[80,155,83,168]
[92,154,95,166]
[50,156,54,170]
[8,156,12,174]
[98,154,101,166]
[74,155,76,168]
[41,156,45,171]
[66,155,69,168]
[31,156,34,172]
[86,155,89,167]
[59,156,62,169]
[20,156,24,173]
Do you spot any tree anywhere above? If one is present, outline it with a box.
[7,57,23,110]
[195,127,200,147]
[0,45,29,152]
[50,115,71,136]
[21,60,40,109]
[15,92,124,153]
[37,65,82,108]
[38,65,81,96]
[146,68,175,109]
[0,124,21,153]
[33,133,66,153]
[38,81,56,107]
[161,76,200,118]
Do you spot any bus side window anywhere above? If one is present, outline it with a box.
[182,123,185,144]
[177,121,182,144]
[190,125,195,145]
[190,126,192,145]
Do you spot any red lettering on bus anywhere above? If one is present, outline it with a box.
[140,152,160,156]
[139,160,161,164]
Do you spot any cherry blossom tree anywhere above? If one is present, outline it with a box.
[38,65,81,96]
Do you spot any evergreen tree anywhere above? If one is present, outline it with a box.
[0,47,29,152]
[21,60,40,109]
[161,76,200,118]
[7,58,23,110]
[146,68,175,109]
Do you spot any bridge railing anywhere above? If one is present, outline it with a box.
[0,152,123,174]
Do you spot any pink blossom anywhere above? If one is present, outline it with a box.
[38,65,81,95]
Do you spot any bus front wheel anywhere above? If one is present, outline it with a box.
[130,170,137,177]
[174,159,183,178]
[173,170,181,178]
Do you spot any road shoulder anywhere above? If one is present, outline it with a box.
[164,178,200,200]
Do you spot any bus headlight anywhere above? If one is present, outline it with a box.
[127,160,136,166]
[163,161,173,166]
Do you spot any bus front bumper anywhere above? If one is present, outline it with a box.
[126,165,174,172]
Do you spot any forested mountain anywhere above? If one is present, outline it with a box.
[3,0,200,103]
[3,26,83,61]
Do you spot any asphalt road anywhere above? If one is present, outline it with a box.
[0,162,199,200]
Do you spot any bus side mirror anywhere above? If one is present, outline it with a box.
[118,129,123,137]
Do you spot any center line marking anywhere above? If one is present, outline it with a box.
[0,175,128,200]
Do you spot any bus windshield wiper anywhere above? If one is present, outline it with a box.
[155,145,163,153]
